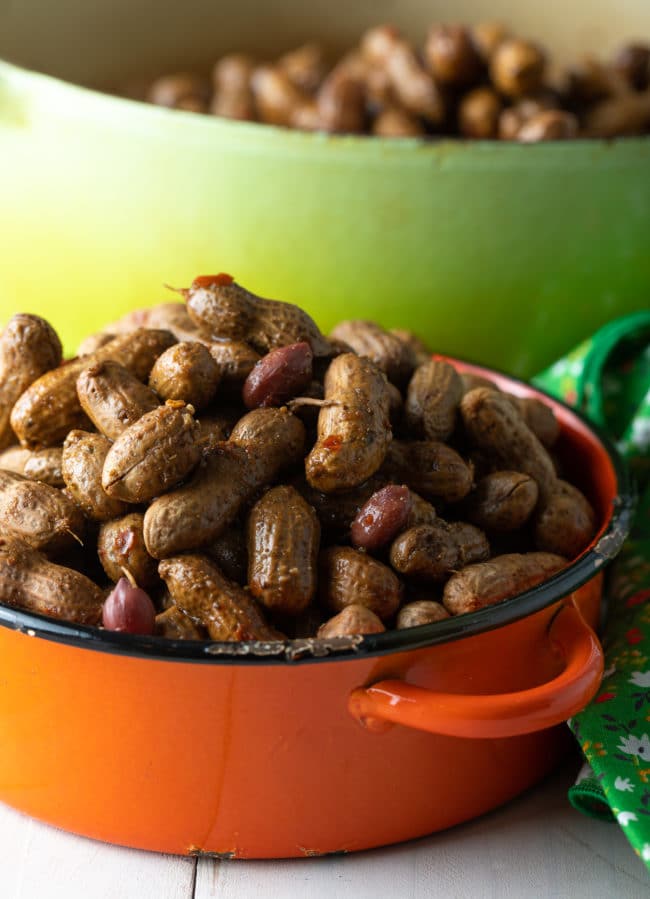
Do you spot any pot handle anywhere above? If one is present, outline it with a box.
[348,603,604,739]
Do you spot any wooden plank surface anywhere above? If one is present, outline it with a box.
[1,805,196,899]
[2,762,647,898]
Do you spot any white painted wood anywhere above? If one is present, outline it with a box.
[194,763,649,899]
[2,761,647,899]
[0,803,195,899]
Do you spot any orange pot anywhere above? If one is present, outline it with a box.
[0,363,632,859]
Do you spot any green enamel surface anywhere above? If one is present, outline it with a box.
[1,61,649,374]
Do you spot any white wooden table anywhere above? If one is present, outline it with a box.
[2,759,646,899]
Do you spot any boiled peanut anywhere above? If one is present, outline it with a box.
[148,342,221,410]
[251,65,312,127]
[148,72,209,109]
[383,440,473,502]
[195,410,238,450]
[614,43,650,91]
[319,546,403,622]
[425,25,483,86]
[443,552,566,615]
[11,328,175,448]
[407,491,438,527]
[144,408,305,558]
[186,275,331,356]
[0,446,64,487]
[77,332,116,356]
[242,342,313,408]
[397,600,450,628]
[62,431,129,522]
[490,38,546,97]
[512,396,560,448]
[584,91,650,138]
[247,485,320,615]
[360,25,444,122]
[278,42,325,93]
[463,471,539,533]
[330,320,417,386]
[372,106,425,137]
[458,87,502,138]
[534,480,596,558]
[350,485,412,551]
[22,447,65,488]
[0,469,86,556]
[389,521,490,581]
[77,360,160,439]
[317,604,385,638]
[229,407,306,458]
[0,314,62,450]
[306,353,391,492]
[0,446,31,475]
[97,512,159,589]
[0,536,103,625]
[516,110,578,142]
[211,54,256,121]
[461,373,500,393]
[103,403,200,504]
[155,605,205,639]
[471,21,509,60]
[317,66,366,133]
[205,526,248,584]
[107,302,208,345]
[460,388,557,501]
[389,329,431,367]
[208,340,261,392]
[159,554,280,641]
[405,359,464,442]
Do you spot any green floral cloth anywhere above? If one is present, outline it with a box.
[533,311,650,871]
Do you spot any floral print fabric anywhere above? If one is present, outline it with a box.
[534,312,650,871]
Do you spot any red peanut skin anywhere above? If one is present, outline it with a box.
[243,342,313,408]
[350,485,412,551]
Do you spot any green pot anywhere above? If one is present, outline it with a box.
[1,1,649,375]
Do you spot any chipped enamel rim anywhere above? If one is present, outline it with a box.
[0,359,634,665]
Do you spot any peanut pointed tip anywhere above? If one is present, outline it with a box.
[163,283,188,297]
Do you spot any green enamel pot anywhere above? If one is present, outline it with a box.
[1,0,649,375]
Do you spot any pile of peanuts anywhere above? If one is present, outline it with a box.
[0,275,597,642]
[134,23,650,139]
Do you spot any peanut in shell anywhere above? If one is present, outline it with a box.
[330,319,417,386]
[77,360,160,440]
[0,314,62,451]
[306,353,391,493]
[0,536,103,625]
[443,551,566,615]
[462,470,539,533]
[0,469,86,556]
[11,328,175,448]
[319,546,403,622]
[97,512,160,589]
[102,403,200,504]
[247,485,320,615]
[62,430,129,522]
[460,388,557,502]
[405,358,464,441]
[159,553,280,641]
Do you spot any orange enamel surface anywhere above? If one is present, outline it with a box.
[0,363,621,857]
[0,581,597,858]
[349,600,604,738]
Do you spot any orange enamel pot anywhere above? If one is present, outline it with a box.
[0,362,632,859]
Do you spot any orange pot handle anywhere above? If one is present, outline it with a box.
[348,604,604,738]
